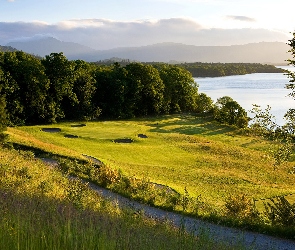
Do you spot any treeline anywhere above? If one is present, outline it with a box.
[176,62,284,77]
[0,51,215,126]
[93,60,284,78]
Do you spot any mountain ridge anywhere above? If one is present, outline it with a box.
[6,37,290,64]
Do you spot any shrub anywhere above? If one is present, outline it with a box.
[97,165,120,188]
[225,194,257,220]
[264,196,295,227]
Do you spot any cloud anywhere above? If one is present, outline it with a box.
[227,15,256,22]
[0,18,289,50]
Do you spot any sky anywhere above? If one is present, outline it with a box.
[0,0,294,50]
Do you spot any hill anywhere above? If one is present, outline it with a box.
[94,42,289,64]
[7,37,96,58]
[7,37,290,64]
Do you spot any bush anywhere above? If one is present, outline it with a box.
[264,196,295,227]
[225,194,257,220]
[97,165,121,188]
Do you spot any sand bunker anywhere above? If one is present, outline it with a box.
[113,138,133,143]
[64,134,79,138]
[42,128,61,133]
[138,134,148,138]
[71,124,86,127]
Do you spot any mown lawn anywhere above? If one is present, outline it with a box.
[8,114,295,211]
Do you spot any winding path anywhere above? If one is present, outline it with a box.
[41,157,295,250]
[87,182,295,250]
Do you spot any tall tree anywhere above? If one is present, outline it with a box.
[284,31,295,135]
[125,63,164,116]
[158,65,198,113]
[70,60,100,120]
[0,51,50,125]
[42,53,77,122]
[94,63,129,118]
[195,93,213,114]
[0,68,7,142]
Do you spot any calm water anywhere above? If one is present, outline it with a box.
[195,66,295,125]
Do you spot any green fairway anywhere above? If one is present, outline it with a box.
[8,114,295,210]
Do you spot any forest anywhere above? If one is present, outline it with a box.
[0,51,254,128]
[94,59,284,77]
[177,62,284,77]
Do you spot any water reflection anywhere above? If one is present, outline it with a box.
[196,69,294,126]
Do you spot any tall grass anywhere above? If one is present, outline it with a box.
[0,146,244,250]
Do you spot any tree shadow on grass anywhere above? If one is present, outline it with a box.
[147,114,235,136]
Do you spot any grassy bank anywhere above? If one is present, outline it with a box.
[5,114,295,240]
[8,115,295,207]
[0,147,244,250]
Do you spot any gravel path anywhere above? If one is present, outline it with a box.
[87,182,295,250]
[41,157,295,250]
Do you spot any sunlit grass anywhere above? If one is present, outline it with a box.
[0,147,244,250]
[7,114,295,212]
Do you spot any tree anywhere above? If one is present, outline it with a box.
[125,63,164,116]
[213,96,248,128]
[0,51,50,125]
[42,53,77,122]
[158,65,198,113]
[70,60,100,120]
[249,104,278,136]
[195,93,213,114]
[94,64,129,118]
[0,68,7,142]
[285,32,295,133]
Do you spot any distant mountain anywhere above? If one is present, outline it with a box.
[6,37,290,64]
[93,42,289,64]
[7,37,96,59]
[0,45,18,52]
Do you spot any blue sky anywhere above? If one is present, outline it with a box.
[1,0,294,49]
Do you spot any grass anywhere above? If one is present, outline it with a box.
[0,146,246,250]
[8,114,295,213]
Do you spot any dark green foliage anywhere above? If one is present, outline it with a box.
[0,51,50,125]
[42,52,77,122]
[94,62,197,118]
[0,51,246,124]
[158,64,198,113]
[125,63,165,116]
[0,71,7,142]
[178,62,284,77]
[213,96,248,128]
[264,196,295,227]
[70,60,100,120]
[94,63,131,118]
[195,93,213,114]
[285,32,295,137]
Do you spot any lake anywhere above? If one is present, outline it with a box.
[195,66,295,126]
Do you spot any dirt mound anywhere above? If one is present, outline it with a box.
[42,128,61,133]
[113,138,133,143]
[64,134,78,138]
[138,134,148,138]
